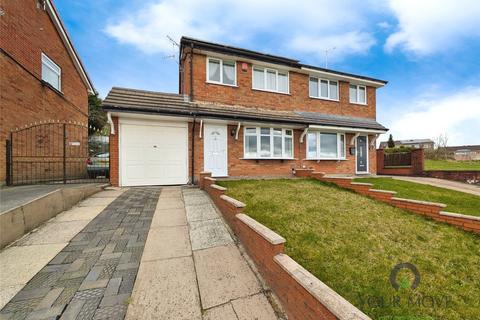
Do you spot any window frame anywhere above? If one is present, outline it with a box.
[349,84,367,105]
[305,131,346,160]
[309,76,339,101]
[206,57,237,87]
[41,53,61,91]
[252,66,289,94]
[243,127,294,159]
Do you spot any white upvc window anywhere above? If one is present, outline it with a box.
[206,57,236,86]
[41,53,61,91]
[309,77,338,101]
[252,66,289,94]
[349,84,367,104]
[306,132,346,160]
[244,127,293,159]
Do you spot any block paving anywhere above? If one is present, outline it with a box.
[0,187,160,320]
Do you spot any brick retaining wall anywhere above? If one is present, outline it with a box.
[199,173,371,320]
[295,169,480,234]
[423,170,480,184]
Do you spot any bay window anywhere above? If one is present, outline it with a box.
[244,127,293,158]
[309,77,338,100]
[252,67,289,93]
[349,84,367,104]
[306,132,346,160]
[207,57,236,86]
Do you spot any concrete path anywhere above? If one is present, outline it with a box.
[0,187,164,320]
[391,176,480,196]
[0,184,102,213]
[126,187,279,320]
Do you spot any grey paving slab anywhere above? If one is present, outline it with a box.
[90,190,125,198]
[185,203,219,222]
[189,219,233,251]
[0,187,160,320]
[141,226,191,261]
[203,303,238,320]
[183,194,212,206]
[15,220,90,246]
[125,256,202,320]
[193,245,261,309]
[150,208,187,227]
[54,206,107,222]
[231,293,278,320]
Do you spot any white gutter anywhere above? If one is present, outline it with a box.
[107,112,115,134]
[301,67,386,88]
[308,124,387,134]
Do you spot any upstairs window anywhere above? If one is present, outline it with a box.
[41,53,61,91]
[306,132,345,160]
[244,127,293,158]
[349,84,367,104]
[309,77,338,100]
[252,67,289,93]
[207,57,236,86]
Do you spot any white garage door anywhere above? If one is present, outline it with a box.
[120,119,188,186]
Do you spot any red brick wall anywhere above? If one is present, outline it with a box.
[110,118,378,185]
[423,170,480,184]
[377,149,423,176]
[109,117,119,186]
[0,1,89,184]
[181,52,377,118]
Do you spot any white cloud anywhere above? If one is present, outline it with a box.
[384,87,480,145]
[385,0,480,55]
[105,0,377,60]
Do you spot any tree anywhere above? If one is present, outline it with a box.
[387,134,395,148]
[434,133,450,160]
[88,94,106,134]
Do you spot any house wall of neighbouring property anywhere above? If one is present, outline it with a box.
[180,51,377,119]
[109,116,377,186]
[0,1,89,185]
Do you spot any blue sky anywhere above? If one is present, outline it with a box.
[56,0,480,145]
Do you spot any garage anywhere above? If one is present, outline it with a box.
[119,118,188,186]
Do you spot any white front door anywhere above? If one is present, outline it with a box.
[204,124,228,177]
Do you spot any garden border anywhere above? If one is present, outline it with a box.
[294,168,480,234]
[199,172,371,320]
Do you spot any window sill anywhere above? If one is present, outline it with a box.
[349,102,367,106]
[305,158,347,161]
[309,96,339,102]
[240,157,297,160]
[41,80,63,96]
[252,88,290,96]
[206,81,238,88]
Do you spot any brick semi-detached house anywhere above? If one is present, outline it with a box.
[0,0,95,185]
[103,37,388,187]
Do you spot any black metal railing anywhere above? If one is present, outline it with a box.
[5,121,109,185]
[384,152,412,167]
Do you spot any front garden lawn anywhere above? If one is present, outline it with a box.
[354,177,480,217]
[425,159,480,171]
[218,179,480,320]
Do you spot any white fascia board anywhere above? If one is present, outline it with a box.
[301,67,386,88]
[308,124,387,134]
[45,0,95,94]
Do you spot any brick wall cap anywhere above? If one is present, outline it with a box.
[312,171,326,175]
[323,176,355,180]
[210,184,227,191]
[236,213,286,245]
[440,211,480,221]
[369,189,397,194]
[391,197,447,208]
[274,254,371,320]
[350,182,373,186]
[295,168,314,171]
[220,195,246,208]
[200,171,212,174]
[204,177,217,181]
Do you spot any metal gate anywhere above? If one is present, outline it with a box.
[5,121,109,185]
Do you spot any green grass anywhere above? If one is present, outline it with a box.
[218,179,480,320]
[354,177,480,217]
[425,159,480,171]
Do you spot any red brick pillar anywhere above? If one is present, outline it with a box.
[199,172,212,190]
[376,149,385,175]
[109,117,119,187]
[411,149,424,175]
